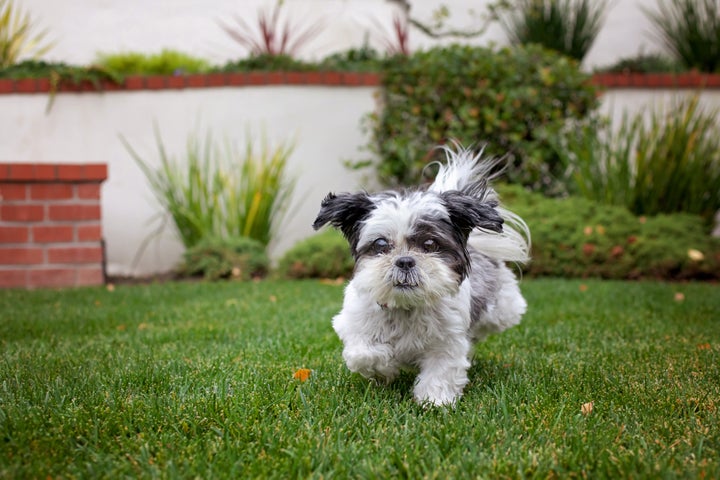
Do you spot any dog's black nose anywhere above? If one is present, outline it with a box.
[395,256,416,270]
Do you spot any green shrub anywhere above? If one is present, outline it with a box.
[317,46,391,72]
[95,49,211,75]
[556,95,720,220]
[276,229,354,279]
[219,53,315,72]
[500,185,720,279]
[493,0,610,62]
[357,44,599,192]
[0,60,121,112]
[644,0,720,73]
[599,53,683,73]
[0,59,120,83]
[180,236,268,281]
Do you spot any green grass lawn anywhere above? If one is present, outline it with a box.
[0,279,718,478]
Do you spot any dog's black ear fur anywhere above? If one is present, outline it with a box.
[440,191,504,238]
[313,192,376,256]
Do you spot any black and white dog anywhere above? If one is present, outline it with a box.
[313,144,530,406]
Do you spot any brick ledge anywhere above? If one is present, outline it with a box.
[0,162,108,289]
[1,71,719,94]
[0,163,108,182]
[0,71,382,94]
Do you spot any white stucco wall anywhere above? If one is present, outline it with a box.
[22,0,665,70]
[0,86,377,276]
[2,86,719,276]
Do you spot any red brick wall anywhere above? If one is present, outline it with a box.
[0,163,107,289]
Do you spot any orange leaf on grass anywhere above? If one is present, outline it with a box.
[293,368,312,382]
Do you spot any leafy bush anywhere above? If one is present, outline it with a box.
[500,185,720,279]
[644,0,720,73]
[317,46,390,72]
[0,0,53,68]
[180,236,268,281]
[493,0,610,62]
[95,49,211,76]
[276,229,354,279]
[0,59,120,83]
[220,48,397,73]
[219,53,315,72]
[599,53,683,73]
[121,126,295,249]
[556,95,720,220]
[0,60,121,112]
[358,44,599,192]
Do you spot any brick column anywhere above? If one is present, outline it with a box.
[0,163,107,288]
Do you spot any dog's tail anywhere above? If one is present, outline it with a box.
[428,142,531,265]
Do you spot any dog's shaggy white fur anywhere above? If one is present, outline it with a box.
[313,144,530,406]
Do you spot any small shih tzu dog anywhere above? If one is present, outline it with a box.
[313,144,530,406]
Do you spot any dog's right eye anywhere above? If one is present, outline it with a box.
[372,238,391,254]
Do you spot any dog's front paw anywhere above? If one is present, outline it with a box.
[343,344,399,384]
[413,380,462,407]
[413,362,469,407]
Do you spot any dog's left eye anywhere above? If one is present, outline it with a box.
[423,239,439,253]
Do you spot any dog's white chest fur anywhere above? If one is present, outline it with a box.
[335,280,474,365]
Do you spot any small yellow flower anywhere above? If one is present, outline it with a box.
[687,249,704,261]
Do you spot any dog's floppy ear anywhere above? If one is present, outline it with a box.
[313,192,376,255]
[440,191,504,238]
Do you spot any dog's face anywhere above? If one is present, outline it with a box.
[313,189,503,309]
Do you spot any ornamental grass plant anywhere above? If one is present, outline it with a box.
[644,0,720,73]
[493,0,610,62]
[121,126,295,250]
[557,95,720,220]
[0,0,53,68]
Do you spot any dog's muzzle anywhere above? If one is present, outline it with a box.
[391,256,420,288]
